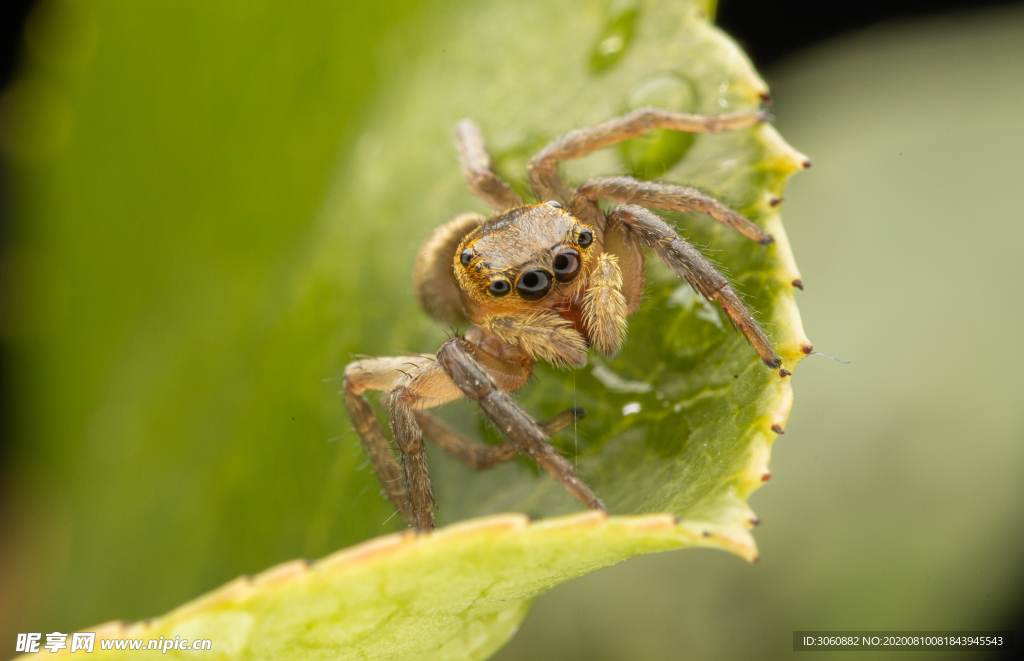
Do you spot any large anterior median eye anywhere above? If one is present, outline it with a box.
[552,248,581,282]
[516,269,553,300]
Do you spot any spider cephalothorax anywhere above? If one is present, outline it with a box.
[344,107,782,530]
[454,202,594,311]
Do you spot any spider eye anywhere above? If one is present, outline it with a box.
[577,227,593,248]
[488,279,511,297]
[460,249,474,266]
[516,269,553,301]
[552,248,581,282]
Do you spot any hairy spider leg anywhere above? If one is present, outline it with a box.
[344,338,600,530]
[344,355,463,530]
[436,337,606,513]
[578,176,773,246]
[610,205,781,368]
[527,107,768,204]
[342,387,411,522]
[454,119,524,212]
[414,407,586,470]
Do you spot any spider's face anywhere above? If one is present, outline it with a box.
[454,201,594,311]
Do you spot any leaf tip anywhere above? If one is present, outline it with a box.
[679,521,759,561]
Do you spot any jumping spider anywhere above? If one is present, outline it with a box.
[344,107,781,531]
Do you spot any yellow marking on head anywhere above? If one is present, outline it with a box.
[453,204,597,314]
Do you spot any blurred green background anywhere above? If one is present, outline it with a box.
[2,0,1022,659]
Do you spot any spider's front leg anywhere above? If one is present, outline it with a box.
[528,107,768,203]
[578,176,773,246]
[454,119,523,213]
[611,205,782,368]
[436,337,606,513]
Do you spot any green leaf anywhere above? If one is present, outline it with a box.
[7,0,808,658]
[59,513,725,661]
[315,0,810,538]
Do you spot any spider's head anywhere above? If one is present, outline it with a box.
[454,201,595,312]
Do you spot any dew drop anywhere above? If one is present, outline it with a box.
[619,74,698,179]
[597,35,624,56]
[589,0,639,73]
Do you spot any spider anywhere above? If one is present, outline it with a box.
[343,107,781,531]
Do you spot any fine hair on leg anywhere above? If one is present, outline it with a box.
[454,119,524,212]
[415,410,518,470]
[436,337,606,511]
[578,176,773,246]
[388,385,435,530]
[342,384,412,524]
[611,204,782,368]
[343,354,464,530]
[529,107,768,201]
[415,407,587,470]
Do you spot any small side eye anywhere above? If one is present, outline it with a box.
[577,227,593,248]
[552,248,581,282]
[488,279,511,296]
[460,249,474,266]
[545,200,562,208]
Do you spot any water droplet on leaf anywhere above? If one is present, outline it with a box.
[619,74,698,179]
[589,0,639,73]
